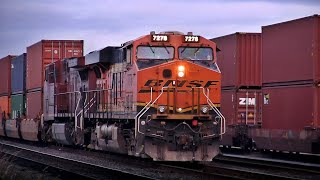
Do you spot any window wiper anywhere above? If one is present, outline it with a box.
[194,44,203,54]
[147,43,155,54]
[180,44,189,54]
[162,43,170,54]
[194,47,200,54]
[149,46,155,54]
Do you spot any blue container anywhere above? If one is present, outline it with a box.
[11,53,26,94]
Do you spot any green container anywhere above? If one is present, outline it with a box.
[11,94,26,119]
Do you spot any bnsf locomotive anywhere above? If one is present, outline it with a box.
[1,31,225,161]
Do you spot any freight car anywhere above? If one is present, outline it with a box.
[0,31,225,161]
[217,15,320,154]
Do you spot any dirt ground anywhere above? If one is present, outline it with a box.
[0,154,60,180]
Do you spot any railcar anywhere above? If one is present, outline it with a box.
[39,31,225,161]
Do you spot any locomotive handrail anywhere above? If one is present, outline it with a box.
[201,88,226,136]
[254,92,257,125]
[54,91,80,96]
[80,91,89,117]
[246,91,248,125]
[82,89,112,93]
[77,90,111,129]
[55,89,112,132]
[84,92,97,113]
[135,86,226,138]
[74,91,82,131]
[136,86,172,137]
[134,87,153,138]
[54,91,82,131]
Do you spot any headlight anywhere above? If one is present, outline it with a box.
[178,65,185,71]
[177,65,185,77]
[201,106,209,114]
[178,71,185,77]
[158,106,166,113]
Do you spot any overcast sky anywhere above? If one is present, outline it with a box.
[0,0,319,58]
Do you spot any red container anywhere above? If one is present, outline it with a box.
[0,55,15,95]
[46,59,64,84]
[221,89,262,125]
[212,33,261,88]
[262,15,320,84]
[0,96,10,118]
[26,91,43,119]
[262,84,320,130]
[26,40,84,91]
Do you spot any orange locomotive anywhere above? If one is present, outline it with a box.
[42,31,225,161]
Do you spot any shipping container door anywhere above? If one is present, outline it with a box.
[26,91,43,119]
[0,96,10,119]
[221,90,236,125]
[0,56,12,95]
[11,54,26,93]
[236,90,261,125]
[64,41,83,58]
[315,85,320,128]
[262,85,314,130]
[11,94,25,119]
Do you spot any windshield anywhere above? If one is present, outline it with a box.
[137,46,174,60]
[178,47,213,60]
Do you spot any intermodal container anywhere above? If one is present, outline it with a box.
[11,53,26,94]
[262,15,320,85]
[221,89,262,126]
[0,55,15,96]
[11,94,26,119]
[211,33,261,88]
[26,40,84,91]
[26,91,42,119]
[0,96,10,118]
[262,84,320,130]
[45,59,63,84]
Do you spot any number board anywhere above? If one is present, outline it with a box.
[184,35,199,43]
[151,35,169,42]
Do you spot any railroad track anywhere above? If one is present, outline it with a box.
[159,153,320,180]
[1,139,319,180]
[0,139,210,180]
[217,153,320,175]
[0,141,152,180]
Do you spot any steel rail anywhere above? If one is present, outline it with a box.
[0,141,154,180]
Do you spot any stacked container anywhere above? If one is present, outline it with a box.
[212,33,262,125]
[0,55,16,119]
[261,15,319,130]
[211,33,262,146]
[11,53,26,119]
[249,14,320,153]
[26,40,84,119]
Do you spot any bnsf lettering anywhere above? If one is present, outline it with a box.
[142,80,218,88]
[204,81,218,88]
[186,80,203,88]
[144,80,164,86]
[163,80,187,87]
[239,98,256,106]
